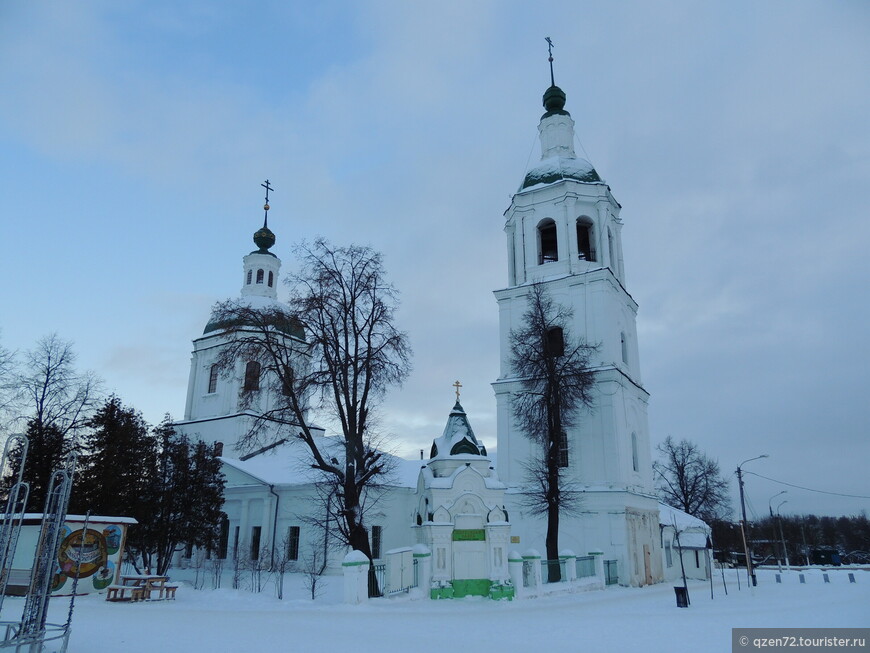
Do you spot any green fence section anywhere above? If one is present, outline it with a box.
[576,555,596,578]
[604,559,619,585]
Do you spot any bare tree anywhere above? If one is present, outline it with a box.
[654,436,730,523]
[0,333,16,429]
[213,239,411,563]
[509,283,597,579]
[14,333,101,440]
[6,334,101,508]
[301,545,328,601]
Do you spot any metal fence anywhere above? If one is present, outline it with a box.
[575,555,596,578]
[368,559,418,597]
[541,559,568,583]
[604,559,619,586]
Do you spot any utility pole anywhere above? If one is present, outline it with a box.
[776,500,790,570]
[769,491,786,572]
[737,454,768,587]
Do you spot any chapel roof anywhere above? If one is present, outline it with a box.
[429,401,486,459]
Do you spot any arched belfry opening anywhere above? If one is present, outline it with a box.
[576,217,595,261]
[544,326,564,358]
[538,219,558,264]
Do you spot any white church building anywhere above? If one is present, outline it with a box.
[174,74,665,590]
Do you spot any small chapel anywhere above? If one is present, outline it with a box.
[173,61,664,590]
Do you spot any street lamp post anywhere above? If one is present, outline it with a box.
[769,491,787,572]
[737,454,768,587]
[776,500,790,570]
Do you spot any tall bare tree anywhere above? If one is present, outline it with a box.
[653,436,730,523]
[0,333,16,431]
[7,334,101,508]
[509,283,597,578]
[14,333,101,441]
[213,239,411,561]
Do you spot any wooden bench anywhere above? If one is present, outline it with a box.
[163,584,178,600]
[106,584,146,602]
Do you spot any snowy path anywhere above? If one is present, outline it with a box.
[27,569,870,653]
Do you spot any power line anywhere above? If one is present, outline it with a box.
[744,471,870,500]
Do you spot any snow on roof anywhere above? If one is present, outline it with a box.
[222,436,420,489]
[658,502,710,533]
[16,514,138,524]
[520,155,602,191]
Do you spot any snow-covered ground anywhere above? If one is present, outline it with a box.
[22,567,870,653]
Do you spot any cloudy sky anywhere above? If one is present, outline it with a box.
[1,1,867,519]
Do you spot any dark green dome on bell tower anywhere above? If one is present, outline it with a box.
[253,224,275,252]
[542,84,567,115]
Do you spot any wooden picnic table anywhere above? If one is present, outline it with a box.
[106,574,177,602]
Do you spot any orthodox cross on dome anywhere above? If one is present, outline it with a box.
[545,36,555,86]
[453,380,462,402]
[261,179,274,227]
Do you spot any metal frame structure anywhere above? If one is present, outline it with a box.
[0,435,79,653]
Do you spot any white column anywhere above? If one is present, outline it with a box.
[342,551,370,604]
[508,551,525,599]
[237,499,250,559]
[560,549,577,583]
[412,544,432,599]
[523,549,542,595]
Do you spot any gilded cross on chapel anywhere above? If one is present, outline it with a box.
[453,380,462,402]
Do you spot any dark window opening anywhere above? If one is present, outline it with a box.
[544,327,564,358]
[268,271,274,287]
[538,220,558,264]
[621,332,628,365]
[243,361,261,392]
[694,550,700,567]
[577,220,596,261]
[208,364,219,394]
[232,526,240,560]
[251,526,262,560]
[256,269,264,284]
[371,525,382,559]
[214,441,224,457]
[631,432,639,473]
[558,430,569,468]
[287,526,300,561]
[246,269,252,285]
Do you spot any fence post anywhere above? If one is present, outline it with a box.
[560,549,577,583]
[342,550,370,604]
[412,544,432,599]
[589,550,605,589]
[508,551,524,599]
[523,549,542,596]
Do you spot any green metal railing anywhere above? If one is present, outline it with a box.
[575,555,596,578]
[604,559,619,586]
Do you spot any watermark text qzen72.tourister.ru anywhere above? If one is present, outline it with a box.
[733,629,870,652]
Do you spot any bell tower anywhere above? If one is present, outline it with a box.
[492,47,661,586]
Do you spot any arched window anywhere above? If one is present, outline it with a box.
[631,432,639,473]
[246,270,252,285]
[208,364,219,394]
[256,269,264,284]
[538,219,558,264]
[544,327,564,358]
[621,332,628,365]
[576,218,595,261]
[558,430,569,468]
[268,271,274,287]
[243,361,261,392]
